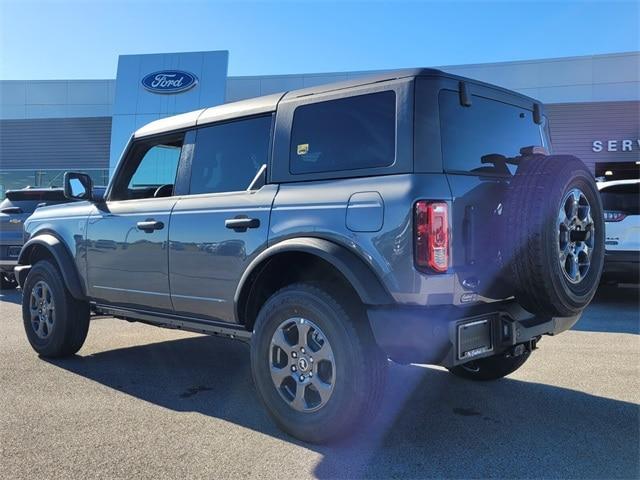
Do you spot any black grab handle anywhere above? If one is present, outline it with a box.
[225,217,260,232]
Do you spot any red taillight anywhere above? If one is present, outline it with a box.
[415,201,449,273]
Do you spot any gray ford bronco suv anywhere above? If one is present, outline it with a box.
[16,69,604,443]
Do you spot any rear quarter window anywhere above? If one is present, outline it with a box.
[289,91,396,175]
[439,90,544,175]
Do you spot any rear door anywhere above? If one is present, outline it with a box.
[168,115,276,323]
[436,87,549,301]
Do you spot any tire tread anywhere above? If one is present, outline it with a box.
[251,282,387,443]
[22,260,90,358]
[503,155,603,316]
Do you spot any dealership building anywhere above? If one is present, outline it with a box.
[0,50,638,198]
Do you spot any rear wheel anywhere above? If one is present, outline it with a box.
[448,352,530,381]
[22,260,90,358]
[250,283,387,443]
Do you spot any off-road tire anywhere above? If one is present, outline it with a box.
[448,352,530,381]
[503,155,604,317]
[22,260,90,357]
[250,283,387,443]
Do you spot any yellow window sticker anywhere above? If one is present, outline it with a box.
[297,143,309,155]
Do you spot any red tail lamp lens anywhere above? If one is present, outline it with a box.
[415,201,449,272]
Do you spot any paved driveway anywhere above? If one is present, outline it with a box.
[1,285,638,479]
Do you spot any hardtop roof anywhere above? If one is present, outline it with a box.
[134,68,541,138]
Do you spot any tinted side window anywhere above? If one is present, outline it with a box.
[290,91,396,175]
[439,90,543,175]
[128,144,181,189]
[189,116,272,195]
[111,134,184,201]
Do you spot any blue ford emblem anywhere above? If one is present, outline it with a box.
[141,70,198,94]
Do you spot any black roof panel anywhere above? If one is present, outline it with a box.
[281,68,540,104]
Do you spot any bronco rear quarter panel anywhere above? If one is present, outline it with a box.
[268,75,458,307]
[268,174,455,306]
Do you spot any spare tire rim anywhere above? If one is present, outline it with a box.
[269,317,335,412]
[29,280,55,339]
[558,188,595,284]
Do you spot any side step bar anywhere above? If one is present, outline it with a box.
[94,304,252,341]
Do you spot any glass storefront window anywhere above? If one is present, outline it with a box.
[0,169,109,199]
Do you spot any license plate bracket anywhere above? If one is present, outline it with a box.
[457,317,493,360]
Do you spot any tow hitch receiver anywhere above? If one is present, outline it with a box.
[510,343,526,358]
[506,338,539,358]
[457,315,541,362]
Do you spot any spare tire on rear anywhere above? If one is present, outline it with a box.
[502,154,604,317]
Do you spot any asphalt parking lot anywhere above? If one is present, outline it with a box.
[1,285,638,480]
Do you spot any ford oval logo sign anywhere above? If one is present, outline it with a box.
[141,70,198,94]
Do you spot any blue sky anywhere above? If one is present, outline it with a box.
[1,0,638,79]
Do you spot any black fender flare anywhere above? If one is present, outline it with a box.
[17,234,86,300]
[234,237,393,321]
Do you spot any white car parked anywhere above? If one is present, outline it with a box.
[597,179,640,283]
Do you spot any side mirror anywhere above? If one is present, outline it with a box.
[63,172,93,201]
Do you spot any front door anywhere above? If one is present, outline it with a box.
[168,115,275,322]
[86,133,187,311]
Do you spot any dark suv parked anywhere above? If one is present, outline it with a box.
[16,69,604,443]
[0,188,69,289]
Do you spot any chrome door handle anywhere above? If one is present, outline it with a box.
[136,220,164,232]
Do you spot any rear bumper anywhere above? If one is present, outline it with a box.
[0,259,18,273]
[367,301,581,368]
[0,244,22,272]
[603,250,640,282]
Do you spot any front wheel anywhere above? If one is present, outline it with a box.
[448,352,530,381]
[22,260,90,358]
[250,283,387,443]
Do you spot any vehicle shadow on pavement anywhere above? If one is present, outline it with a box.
[314,362,639,479]
[45,334,639,480]
[573,284,639,334]
[0,290,21,306]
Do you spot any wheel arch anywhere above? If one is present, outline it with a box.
[235,237,393,330]
[17,234,86,300]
